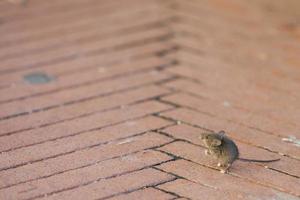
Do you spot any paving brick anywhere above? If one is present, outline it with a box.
[0,150,172,200]
[0,26,170,72]
[0,4,168,60]
[37,168,174,200]
[174,15,297,63]
[178,49,300,94]
[0,101,171,152]
[1,1,168,48]
[158,179,240,200]
[171,50,300,102]
[0,132,173,188]
[172,17,258,45]
[0,101,172,170]
[0,0,114,21]
[173,25,291,69]
[163,124,300,177]
[175,46,300,78]
[174,13,258,41]
[0,0,164,39]
[159,142,300,196]
[0,0,158,41]
[174,15,285,48]
[0,84,171,136]
[158,159,299,200]
[108,187,174,200]
[171,14,299,89]
[0,71,172,120]
[0,41,171,87]
[0,0,91,18]
[161,107,300,160]
[168,59,300,99]
[0,99,171,139]
[162,92,300,138]
[204,0,249,16]
[163,78,300,134]
[1,22,171,71]
[174,0,258,23]
[0,117,170,172]
[0,54,171,103]
[177,38,294,73]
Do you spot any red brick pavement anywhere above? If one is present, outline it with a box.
[0,0,299,199]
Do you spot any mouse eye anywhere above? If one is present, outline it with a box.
[200,134,209,140]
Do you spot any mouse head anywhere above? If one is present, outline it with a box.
[199,130,225,148]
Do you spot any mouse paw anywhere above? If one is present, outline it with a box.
[217,162,222,167]
[220,169,226,174]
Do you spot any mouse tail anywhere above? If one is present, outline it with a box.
[239,158,280,163]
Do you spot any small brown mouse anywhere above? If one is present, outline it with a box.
[199,130,280,173]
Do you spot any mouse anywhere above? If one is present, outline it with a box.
[199,130,280,173]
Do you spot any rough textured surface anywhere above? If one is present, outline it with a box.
[0,0,299,199]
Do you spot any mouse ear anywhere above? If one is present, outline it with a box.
[218,130,225,139]
[218,130,225,136]
[211,138,222,146]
